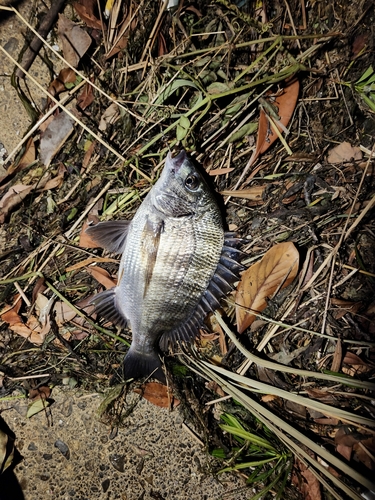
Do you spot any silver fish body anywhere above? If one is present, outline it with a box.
[86,151,243,382]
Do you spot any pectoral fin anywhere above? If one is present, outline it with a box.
[86,220,131,253]
[90,287,128,328]
[141,217,163,298]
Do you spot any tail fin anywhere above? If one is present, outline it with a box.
[124,347,166,384]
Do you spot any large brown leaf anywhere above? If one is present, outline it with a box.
[235,242,299,333]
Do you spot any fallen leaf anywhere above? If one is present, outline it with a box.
[73,0,102,29]
[236,242,299,333]
[327,142,362,164]
[330,338,342,373]
[0,428,15,473]
[40,112,75,167]
[27,398,50,418]
[87,266,117,289]
[29,386,51,402]
[77,80,95,110]
[42,163,66,191]
[247,78,299,169]
[0,184,34,224]
[79,220,101,248]
[58,14,92,68]
[1,296,45,344]
[353,438,375,470]
[47,68,77,100]
[220,186,266,202]
[99,102,120,131]
[208,167,234,176]
[134,382,179,409]
[331,298,362,320]
[6,137,36,178]
[292,459,322,500]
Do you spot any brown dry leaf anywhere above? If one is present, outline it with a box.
[58,14,92,68]
[40,112,75,167]
[87,266,117,289]
[98,102,120,131]
[77,80,95,110]
[29,386,51,402]
[292,459,322,500]
[6,137,36,178]
[42,164,67,191]
[1,296,45,345]
[247,78,299,169]
[353,438,375,470]
[220,186,266,202]
[0,184,34,225]
[342,351,371,376]
[134,382,179,409]
[331,298,362,320]
[236,242,299,333]
[73,0,102,30]
[79,220,101,248]
[208,167,234,176]
[330,338,342,373]
[327,142,362,164]
[47,68,77,100]
[261,394,280,403]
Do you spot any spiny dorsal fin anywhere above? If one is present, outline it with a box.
[86,220,131,254]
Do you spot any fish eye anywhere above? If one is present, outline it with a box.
[184,174,199,191]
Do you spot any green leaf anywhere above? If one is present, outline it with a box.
[227,122,258,143]
[355,66,374,85]
[154,79,199,106]
[176,116,190,141]
[206,82,231,94]
[27,398,50,418]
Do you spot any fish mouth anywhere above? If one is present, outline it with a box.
[167,150,186,173]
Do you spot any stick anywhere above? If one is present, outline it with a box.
[16,0,67,79]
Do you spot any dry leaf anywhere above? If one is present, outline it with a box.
[236,242,299,333]
[73,0,102,30]
[77,80,95,110]
[1,296,45,345]
[87,266,117,289]
[220,186,266,202]
[6,137,36,178]
[58,14,92,68]
[79,220,101,248]
[98,102,120,131]
[47,68,77,100]
[40,112,75,167]
[134,382,179,408]
[327,142,362,164]
[0,184,34,224]
[247,78,299,169]
[208,167,234,176]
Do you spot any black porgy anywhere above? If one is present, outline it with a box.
[86,150,243,382]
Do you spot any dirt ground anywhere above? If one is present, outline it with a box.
[0,0,375,499]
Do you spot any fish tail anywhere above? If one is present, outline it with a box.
[124,347,165,384]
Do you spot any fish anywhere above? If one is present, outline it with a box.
[86,150,243,382]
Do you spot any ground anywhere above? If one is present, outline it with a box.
[0,0,374,499]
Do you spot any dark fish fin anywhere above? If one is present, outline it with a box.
[86,220,131,253]
[124,347,165,383]
[160,313,202,351]
[161,232,245,351]
[90,287,128,328]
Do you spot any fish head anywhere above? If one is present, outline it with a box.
[151,150,217,217]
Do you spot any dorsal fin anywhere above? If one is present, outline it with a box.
[86,220,131,253]
[160,233,245,350]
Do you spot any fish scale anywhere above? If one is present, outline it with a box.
[86,150,244,382]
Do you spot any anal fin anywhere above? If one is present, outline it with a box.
[90,287,128,328]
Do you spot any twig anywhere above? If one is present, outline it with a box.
[15,0,66,78]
